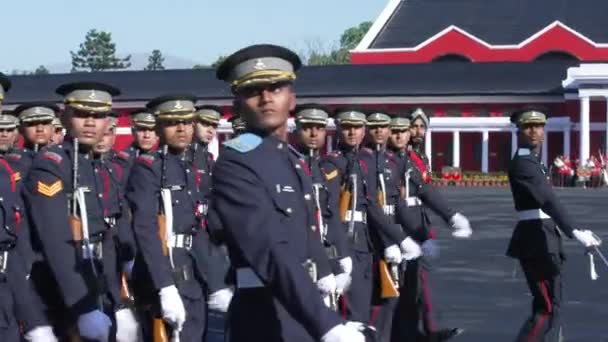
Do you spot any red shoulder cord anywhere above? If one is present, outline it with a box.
[0,159,20,229]
[409,150,431,183]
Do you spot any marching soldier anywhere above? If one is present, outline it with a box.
[320,107,422,325]
[387,117,410,159]
[190,105,234,315]
[8,103,59,178]
[212,44,368,342]
[51,117,65,145]
[508,109,601,341]
[0,72,57,342]
[126,95,210,341]
[294,104,353,310]
[116,109,159,180]
[228,114,246,137]
[22,82,138,341]
[392,108,471,341]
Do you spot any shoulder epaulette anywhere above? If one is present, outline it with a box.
[6,152,21,160]
[326,151,341,158]
[517,148,530,156]
[117,150,130,160]
[223,133,262,153]
[42,151,63,164]
[136,154,155,165]
[361,147,373,155]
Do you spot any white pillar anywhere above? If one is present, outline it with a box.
[580,95,591,162]
[326,134,333,153]
[209,135,219,159]
[425,129,432,170]
[511,130,518,157]
[482,130,489,173]
[452,131,460,167]
[564,129,571,156]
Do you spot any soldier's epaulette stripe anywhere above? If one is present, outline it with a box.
[117,150,130,160]
[223,133,262,153]
[6,153,21,160]
[136,154,155,165]
[326,151,340,158]
[42,151,62,164]
[361,147,373,154]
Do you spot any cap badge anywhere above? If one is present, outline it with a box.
[254,59,266,70]
[175,100,184,110]
[89,90,97,100]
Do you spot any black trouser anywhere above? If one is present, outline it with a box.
[0,281,20,342]
[515,256,563,342]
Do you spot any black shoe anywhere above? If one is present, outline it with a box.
[429,328,464,341]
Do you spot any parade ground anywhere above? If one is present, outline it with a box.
[429,187,608,341]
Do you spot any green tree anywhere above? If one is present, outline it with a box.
[145,49,165,70]
[211,55,228,68]
[305,21,372,65]
[33,65,50,75]
[192,64,208,69]
[70,29,131,72]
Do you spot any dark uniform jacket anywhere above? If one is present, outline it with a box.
[507,147,574,260]
[22,139,122,314]
[126,148,207,301]
[211,133,341,342]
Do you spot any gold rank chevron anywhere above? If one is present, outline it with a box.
[325,169,338,181]
[37,180,63,197]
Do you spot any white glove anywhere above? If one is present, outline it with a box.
[122,259,135,279]
[321,323,366,342]
[400,237,422,260]
[339,257,353,275]
[573,229,602,247]
[208,288,233,313]
[77,310,112,342]
[334,272,352,295]
[159,285,186,332]
[24,325,58,342]
[450,213,473,238]
[317,274,337,295]
[115,308,139,342]
[383,244,403,264]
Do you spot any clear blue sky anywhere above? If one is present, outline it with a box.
[1,0,385,72]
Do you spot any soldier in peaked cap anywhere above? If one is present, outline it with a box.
[126,94,212,341]
[9,103,58,179]
[189,105,234,316]
[228,115,246,136]
[508,109,601,341]
[320,107,421,330]
[51,117,65,145]
[213,44,370,342]
[0,113,19,155]
[294,104,354,314]
[22,82,140,341]
[116,109,159,184]
[388,117,410,160]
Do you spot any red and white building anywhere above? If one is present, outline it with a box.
[6,0,608,172]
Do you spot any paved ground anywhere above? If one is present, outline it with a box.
[428,187,608,342]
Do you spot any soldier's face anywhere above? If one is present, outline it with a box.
[297,123,327,151]
[339,124,365,148]
[410,118,426,145]
[133,127,158,152]
[389,129,410,151]
[368,125,390,146]
[94,126,116,154]
[160,119,194,151]
[22,121,53,146]
[237,82,295,133]
[195,121,217,144]
[0,127,16,152]
[67,109,108,147]
[519,123,545,149]
[52,128,65,145]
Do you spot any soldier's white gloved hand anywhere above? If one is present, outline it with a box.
[573,229,602,247]
[384,244,403,264]
[321,323,366,342]
[24,325,58,342]
[115,308,139,342]
[400,237,422,260]
[159,285,186,332]
[317,274,337,295]
[122,259,135,279]
[339,257,352,275]
[77,310,112,342]
[450,213,473,239]
[334,272,352,295]
[208,288,233,312]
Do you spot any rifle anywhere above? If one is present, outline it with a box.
[375,145,399,299]
[310,150,338,312]
[154,145,173,342]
